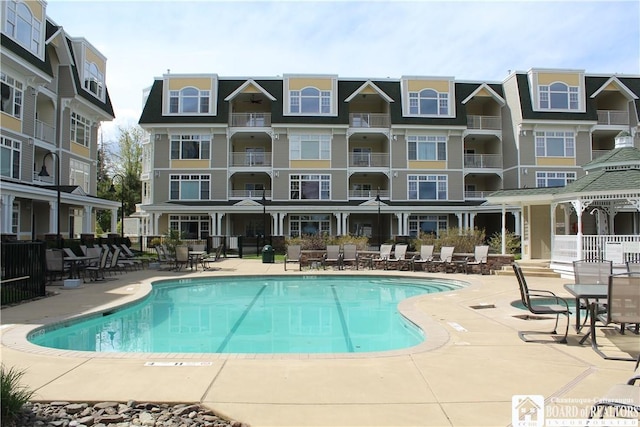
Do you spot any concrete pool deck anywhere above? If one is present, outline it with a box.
[1,258,638,426]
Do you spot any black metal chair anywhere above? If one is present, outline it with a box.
[512,262,571,343]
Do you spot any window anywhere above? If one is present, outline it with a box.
[408,175,447,200]
[11,202,19,234]
[535,131,575,157]
[289,215,331,237]
[83,61,104,99]
[169,87,210,114]
[70,159,90,193]
[408,136,447,161]
[170,135,211,160]
[409,89,448,115]
[69,208,83,239]
[1,72,23,118]
[290,175,330,200]
[5,1,41,55]
[0,137,20,179]
[71,112,91,147]
[408,215,448,237]
[536,171,576,188]
[539,83,579,110]
[289,87,331,114]
[289,134,330,160]
[169,215,210,240]
[170,174,210,200]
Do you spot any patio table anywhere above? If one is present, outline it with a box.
[188,251,207,271]
[64,255,99,279]
[563,283,608,336]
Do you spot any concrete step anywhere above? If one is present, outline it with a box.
[494,261,561,278]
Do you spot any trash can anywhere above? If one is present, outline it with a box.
[262,245,274,263]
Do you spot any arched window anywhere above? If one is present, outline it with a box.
[83,62,104,98]
[539,82,579,110]
[289,87,331,114]
[5,1,41,55]
[168,87,210,114]
[409,89,448,115]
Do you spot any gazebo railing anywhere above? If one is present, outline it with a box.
[553,234,640,263]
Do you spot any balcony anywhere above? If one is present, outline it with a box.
[349,188,390,199]
[33,171,54,184]
[35,119,56,144]
[349,113,390,128]
[348,152,389,168]
[597,110,629,126]
[467,115,501,130]
[592,149,612,160]
[229,189,271,199]
[230,113,271,127]
[464,154,502,169]
[229,152,272,167]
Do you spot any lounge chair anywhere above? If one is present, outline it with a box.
[341,244,359,270]
[85,248,109,282]
[119,243,145,269]
[155,245,176,270]
[588,272,640,361]
[386,244,413,271]
[372,244,393,270]
[465,245,489,275]
[323,245,342,270]
[413,245,434,272]
[431,246,455,273]
[284,245,301,271]
[512,262,571,343]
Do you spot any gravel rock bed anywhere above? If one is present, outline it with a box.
[16,401,247,427]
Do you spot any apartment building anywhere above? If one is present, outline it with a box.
[137,69,639,244]
[0,0,118,241]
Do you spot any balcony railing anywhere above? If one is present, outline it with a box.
[230,113,271,127]
[32,171,54,184]
[35,119,56,144]
[229,152,272,167]
[348,153,389,167]
[463,154,502,168]
[464,190,493,199]
[467,115,501,130]
[596,110,628,125]
[349,113,390,128]
[229,189,272,199]
[591,149,611,160]
[349,189,390,199]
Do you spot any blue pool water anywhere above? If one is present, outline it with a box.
[29,276,464,354]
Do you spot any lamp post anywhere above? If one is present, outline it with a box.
[109,174,125,238]
[376,187,381,249]
[262,188,267,245]
[39,151,61,248]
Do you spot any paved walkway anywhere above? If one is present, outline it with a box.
[1,258,638,426]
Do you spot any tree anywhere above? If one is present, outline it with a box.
[96,131,113,233]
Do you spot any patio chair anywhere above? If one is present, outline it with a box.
[588,272,640,362]
[45,249,69,283]
[512,262,571,344]
[201,244,224,270]
[372,244,393,270]
[413,245,434,272]
[386,244,413,271]
[341,244,359,270]
[323,245,342,270]
[284,245,301,271]
[431,246,455,273]
[627,261,640,273]
[588,358,640,420]
[574,259,613,285]
[155,245,176,270]
[119,243,145,269]
[465,245,489,275]
[174,245,190,271]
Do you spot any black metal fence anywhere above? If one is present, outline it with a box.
[1,241,46,305]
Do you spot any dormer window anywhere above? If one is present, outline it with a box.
[4,0,41,56]
[539,82,579,110]
[169,87,210,114]
[83,61,104,99]
[409,89,448,116]
[289,87,331,114]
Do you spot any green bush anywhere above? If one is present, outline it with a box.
[411,227,485,253]
[286,234,370,250]
[488,230,521,255]
[1,364,34,426]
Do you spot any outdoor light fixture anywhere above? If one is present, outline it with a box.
[376,187,381,249]
[39,151,61,248]
[110,174,125,238]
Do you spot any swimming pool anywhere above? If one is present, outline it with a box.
[29,276,464,354]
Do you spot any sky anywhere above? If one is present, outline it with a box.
[45,0,640,145]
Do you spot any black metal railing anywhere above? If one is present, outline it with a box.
[1,241,46,305]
